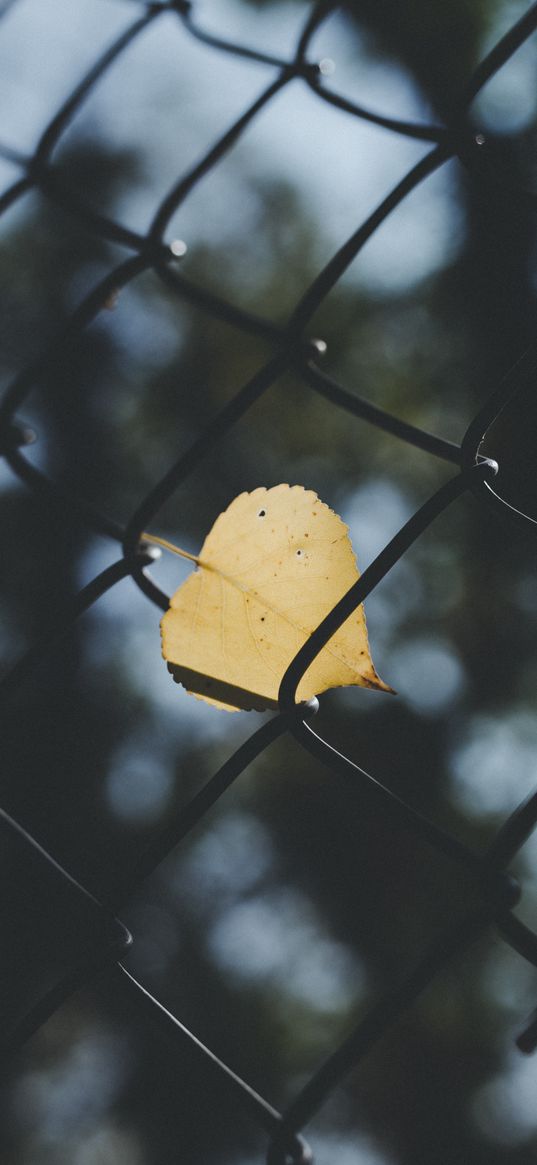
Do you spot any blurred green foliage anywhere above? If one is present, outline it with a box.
[2,0,537,1163]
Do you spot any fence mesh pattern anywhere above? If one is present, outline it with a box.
[2,1,537,1162]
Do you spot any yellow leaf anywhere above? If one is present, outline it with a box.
[158,484,392,712]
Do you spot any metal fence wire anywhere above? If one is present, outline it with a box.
[2,0,537,1161]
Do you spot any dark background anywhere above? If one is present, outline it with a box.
[2,0,537,1162]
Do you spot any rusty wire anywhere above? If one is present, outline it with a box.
[2,1,537,1162]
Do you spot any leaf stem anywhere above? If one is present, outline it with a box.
[141,531,200,565]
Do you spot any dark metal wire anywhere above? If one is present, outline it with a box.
[0,552,156,703]
[2,1,537,1162]
[286,145,448,336]
[270,909,490,1145]
[112,709,302,907]
[34,11,161,167]
[302,361,462,464]
[279,463,497,711]
[459,1,537,109]
[114,964,284,1139]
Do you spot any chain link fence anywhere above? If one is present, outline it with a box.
[2,1,537,1162]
